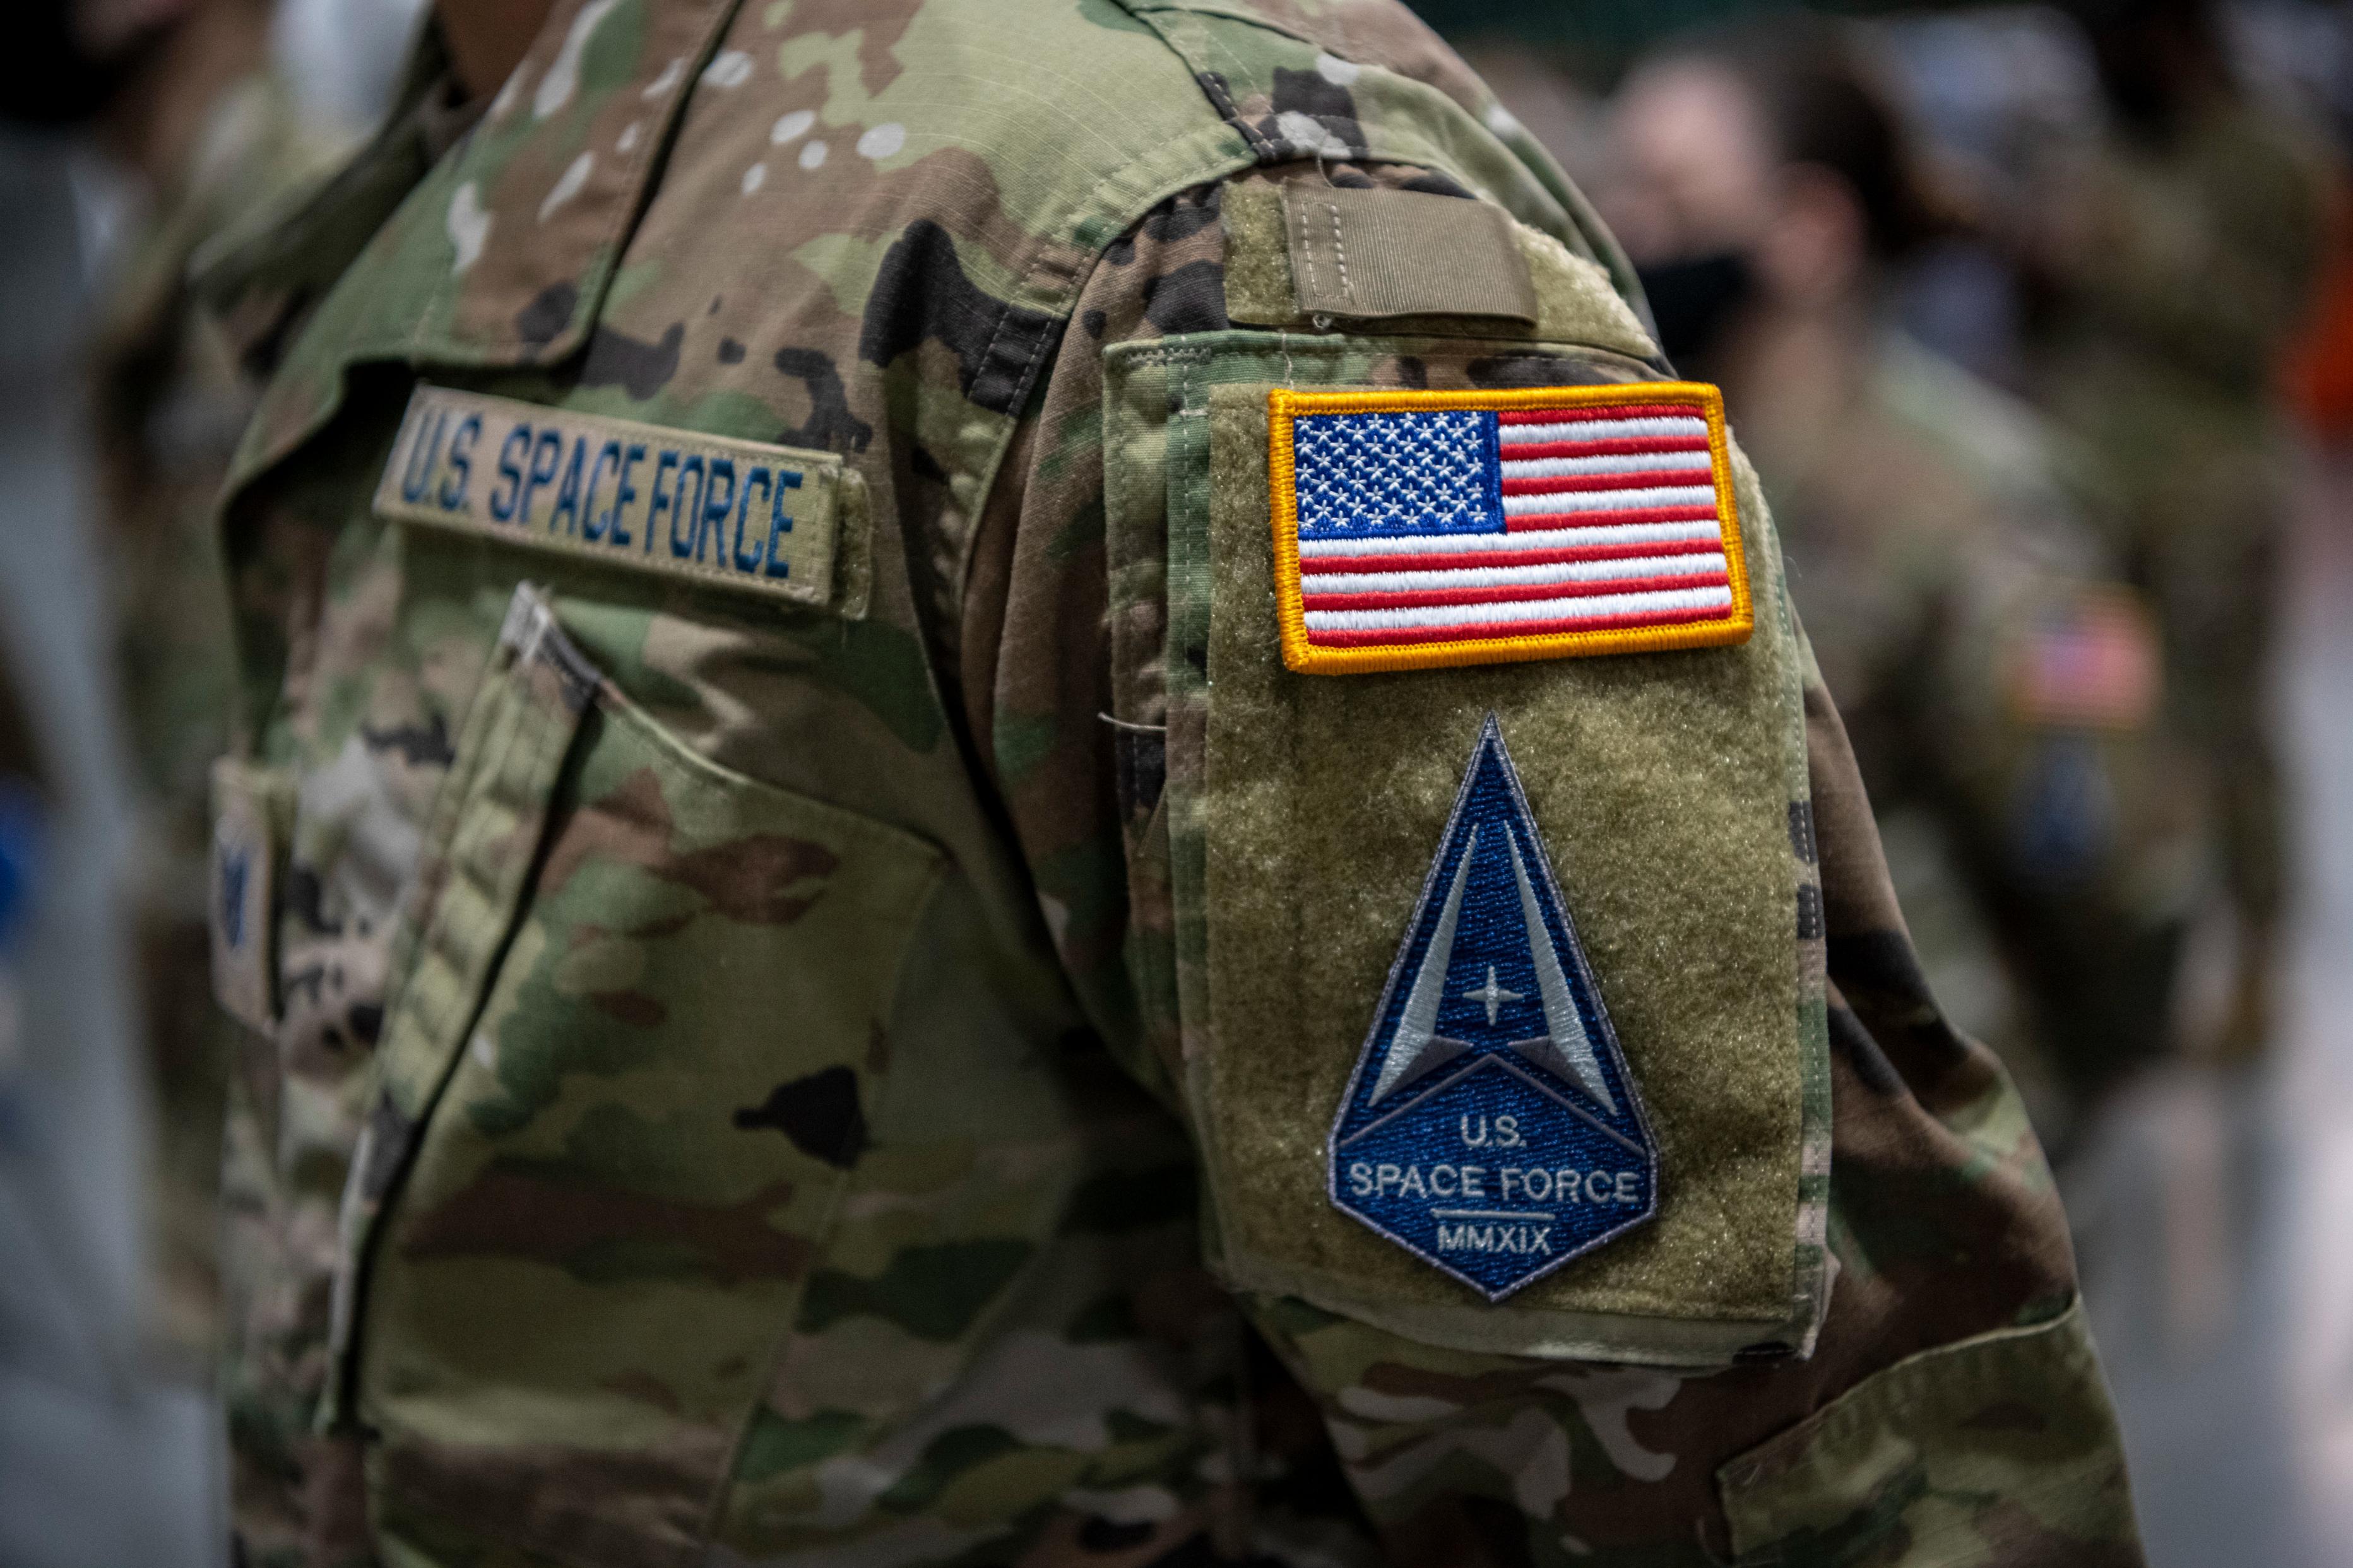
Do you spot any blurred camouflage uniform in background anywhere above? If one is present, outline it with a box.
[194,0,2140,1563]
[1605,27,2198,1146]
[1743,336,2193,1142]
[2029,0,2337,1064]
[88,0,346,1361]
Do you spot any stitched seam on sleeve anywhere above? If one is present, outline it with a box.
[1291,190,1320,299]
[1325,200,1353,305]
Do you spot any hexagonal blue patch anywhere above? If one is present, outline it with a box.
[1326,713,1659,1300]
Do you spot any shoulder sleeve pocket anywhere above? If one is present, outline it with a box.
[1104,327,1830,1367]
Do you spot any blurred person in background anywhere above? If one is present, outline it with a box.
[1602,19,2203,1149]
[85,0,348,1373]
[2287,207,2353,444]
[0,4,248,1559]
[0,0,362,1557]
[2024,0,2335,1068]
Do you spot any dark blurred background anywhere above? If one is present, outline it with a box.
[0,1,2348,1562]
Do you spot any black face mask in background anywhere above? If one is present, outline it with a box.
[1634,250,1756,370]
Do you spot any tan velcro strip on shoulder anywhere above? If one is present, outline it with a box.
[1282,180,1539,324]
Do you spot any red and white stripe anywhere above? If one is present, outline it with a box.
[1300,403,1731,647]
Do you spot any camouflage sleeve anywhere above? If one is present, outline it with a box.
[963,170,2144,1565]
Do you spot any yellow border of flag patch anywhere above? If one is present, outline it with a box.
[1267,382,1754,675]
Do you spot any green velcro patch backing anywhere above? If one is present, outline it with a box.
[374,385,870,615]
[1104,326,1831,1365]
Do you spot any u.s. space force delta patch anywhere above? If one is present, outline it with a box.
[1329,714,1657,1299]
[1268,382,1751,673]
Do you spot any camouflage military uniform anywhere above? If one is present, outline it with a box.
[199,3,2142,1564]
[2032,97,2333,1060]
[1741,329,2195,1138]
[91,70,343,1362]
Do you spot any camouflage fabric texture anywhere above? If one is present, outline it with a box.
[199,1,2143,1564]
[1738,329,2202,1141]
[88,72,348,1362]
[2030,97,2336,1063]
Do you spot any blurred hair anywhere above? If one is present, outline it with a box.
[0,0,196,127]
[2066,0,2222,49]
[1646,15,1948,264]
[2066,0,2233,136]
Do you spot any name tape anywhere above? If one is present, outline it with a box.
[374,386,856,611]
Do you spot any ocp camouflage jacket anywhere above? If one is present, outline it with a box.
[199,2,2145,1564]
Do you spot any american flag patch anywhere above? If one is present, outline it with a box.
[2010,588,2160,729]
[1267,384,1753,673]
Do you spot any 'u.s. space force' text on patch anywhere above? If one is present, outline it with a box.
[373,384,859,612]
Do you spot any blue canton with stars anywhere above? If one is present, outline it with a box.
[1292,410,1503,536]
[1327,714,1659,1300]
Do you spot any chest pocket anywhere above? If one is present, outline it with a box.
[329,584,942,1564]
